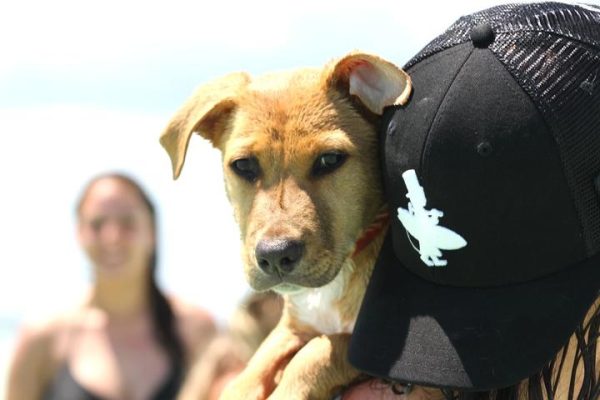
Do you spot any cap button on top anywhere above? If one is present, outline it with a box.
[470,23,495,48]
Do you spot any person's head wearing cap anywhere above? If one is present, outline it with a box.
[348,2,600,399]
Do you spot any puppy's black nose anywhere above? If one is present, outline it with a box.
[255,239,305,276]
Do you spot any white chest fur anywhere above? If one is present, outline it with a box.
[287,265,355,335]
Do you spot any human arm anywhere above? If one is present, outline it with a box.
[5,322,56,400]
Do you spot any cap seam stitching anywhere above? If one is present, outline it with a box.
[405,40,472,71]
[420,46,475,181]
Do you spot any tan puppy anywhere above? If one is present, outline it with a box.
[160,52,411,400]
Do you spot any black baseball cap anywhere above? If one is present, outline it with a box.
[349,2,600,391]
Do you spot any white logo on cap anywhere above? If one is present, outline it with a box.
[397,169,467,267]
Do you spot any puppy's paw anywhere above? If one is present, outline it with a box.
[219,374,274,400]
[220,379,269,400]
[267,385,313,400]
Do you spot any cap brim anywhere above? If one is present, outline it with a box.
[349,232,600,391]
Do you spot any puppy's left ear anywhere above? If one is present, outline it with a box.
[325,52,412,115]
[160,72,250,179]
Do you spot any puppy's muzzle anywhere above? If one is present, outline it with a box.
[255,239,305,277]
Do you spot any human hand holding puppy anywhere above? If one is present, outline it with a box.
[160,52,411,400]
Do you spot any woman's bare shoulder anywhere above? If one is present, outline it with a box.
[14,295,95,355]
[17,310,75,344]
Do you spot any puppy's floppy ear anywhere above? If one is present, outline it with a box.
[160,72,250,179]
[325,52,412,115]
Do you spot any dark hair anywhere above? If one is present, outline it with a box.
[442,301,600,400]
[77,172,185,367]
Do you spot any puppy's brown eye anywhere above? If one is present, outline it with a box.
[230,157,261,182]
[312,152,347,177]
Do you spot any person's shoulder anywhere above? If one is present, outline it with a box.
[17,298,89,348]
[7,308,81,387]
[16,310,72,345]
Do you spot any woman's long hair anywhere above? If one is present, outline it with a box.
[77,173,185,367]
[442,299,599,400]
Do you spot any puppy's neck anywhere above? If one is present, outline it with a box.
[286,261,356,335]
[353,211,390,257]
[285,229,387,335]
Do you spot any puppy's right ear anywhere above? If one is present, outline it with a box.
[325,52,412,115]
[160,72,250,179]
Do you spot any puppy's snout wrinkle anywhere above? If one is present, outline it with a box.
[255,239,305,276]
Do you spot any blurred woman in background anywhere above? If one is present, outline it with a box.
[6,172,216,400]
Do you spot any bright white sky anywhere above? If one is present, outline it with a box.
[1,0,585,329]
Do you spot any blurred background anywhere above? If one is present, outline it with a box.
[1,0,586,395]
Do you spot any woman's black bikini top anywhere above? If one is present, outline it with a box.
[42,362,183,400]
